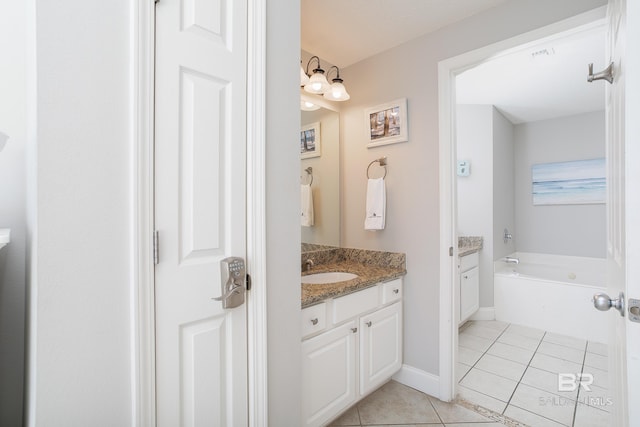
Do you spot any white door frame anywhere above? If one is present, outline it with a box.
[130,0,268,425]
[437,6,606,402]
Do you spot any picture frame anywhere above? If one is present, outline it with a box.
[532,158,606,205]
[364,98,408,148]
[300,122,321,159]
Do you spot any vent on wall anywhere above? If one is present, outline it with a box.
[530,47,556,59]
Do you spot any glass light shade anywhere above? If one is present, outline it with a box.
[304,70,330,94]
[300,65,310,86]
[300,99,321,111]
[323,81,350,101]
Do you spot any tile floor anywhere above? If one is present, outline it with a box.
[328,380,506,427]
[327,321,611,427]
[457,320,611,427]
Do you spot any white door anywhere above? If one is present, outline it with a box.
[603,0,640,425]
[155,0,248,425]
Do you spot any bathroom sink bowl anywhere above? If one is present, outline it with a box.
[302,272,358,284]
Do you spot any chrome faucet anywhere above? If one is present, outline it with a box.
[505,256,520,264]
[304,259,314,271]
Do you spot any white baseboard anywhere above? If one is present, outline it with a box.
[469,307,495,321]
[392,365,440,398]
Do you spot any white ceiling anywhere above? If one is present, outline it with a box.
[301,0,606,124]
[456,27,606,123]
[301,0,509,68]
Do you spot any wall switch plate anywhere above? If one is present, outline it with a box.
[457,160,470,177]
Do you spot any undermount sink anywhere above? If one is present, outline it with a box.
[302,272,359,284]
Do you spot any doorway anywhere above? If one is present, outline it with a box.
[437,6,611,426]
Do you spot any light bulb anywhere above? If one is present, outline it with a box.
[323,81,350,101]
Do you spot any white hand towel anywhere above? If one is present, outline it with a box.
[364,178,385,230]
[301,184,314,227]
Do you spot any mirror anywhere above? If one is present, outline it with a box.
[301,94,340,248]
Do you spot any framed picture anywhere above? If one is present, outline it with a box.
[364,98,408,148]
[300,122,321,159]
[532,158,606,205]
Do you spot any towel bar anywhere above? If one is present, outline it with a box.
[366,157,387,179]
[303,166,313,185]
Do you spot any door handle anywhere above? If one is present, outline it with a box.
[212,284,242,301]
[213,257,246,309]
[593,292,625,316]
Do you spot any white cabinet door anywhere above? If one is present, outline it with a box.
[359,302,402,396]
[460,266,479,323]
[302,321,358,427]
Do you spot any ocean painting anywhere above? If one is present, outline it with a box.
[532,158,606,205]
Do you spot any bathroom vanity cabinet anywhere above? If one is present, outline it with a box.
[458,252,479,325]
[301,278,403,427]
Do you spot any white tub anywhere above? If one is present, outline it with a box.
[494,252,607,344]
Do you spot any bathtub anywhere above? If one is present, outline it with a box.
[494,252,607,344]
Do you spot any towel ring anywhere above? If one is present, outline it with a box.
[304,166,313,186]
[366,157,387,179]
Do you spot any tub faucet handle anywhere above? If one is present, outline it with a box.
[503,228,513,244]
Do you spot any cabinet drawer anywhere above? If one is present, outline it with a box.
[381,279,403,304]
[302,303,327,339]
[332,286,378,324]
[459,252,479,272]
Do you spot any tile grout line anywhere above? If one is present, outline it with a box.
[457,321,511,383]
[426,394,446,426]
[570,340,589,427]
[503,329,587,426]
[459,323,611,427]
[502,329,547,415]
[462,323,543,415]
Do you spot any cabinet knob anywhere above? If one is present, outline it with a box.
[310,318,318,325]
[393,289,399,294]
[463,275,468,279]
[351,327,357,333]
[366,321,372,327]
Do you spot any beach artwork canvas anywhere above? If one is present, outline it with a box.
[532,158,606,205]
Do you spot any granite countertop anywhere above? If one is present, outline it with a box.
[458,236,483,257]
[301,248,406,308]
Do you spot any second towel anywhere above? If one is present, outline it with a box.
[364,177,385,231]
[301,184,314,227]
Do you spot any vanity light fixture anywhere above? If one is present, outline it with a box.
[300,61,310,86]
[303,56,331,94]
[323,66,350,101]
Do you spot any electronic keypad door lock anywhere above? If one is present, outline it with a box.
[213,257,246,309]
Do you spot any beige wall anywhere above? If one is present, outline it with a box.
[338,0,606,375]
